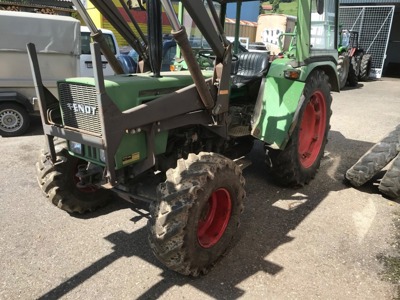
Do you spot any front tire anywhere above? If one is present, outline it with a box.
[0,103,30,137]
[268,70,332,187]
[36,141,112,213]
[148,152,245,276]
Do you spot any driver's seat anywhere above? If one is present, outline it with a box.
[231,52,269,89]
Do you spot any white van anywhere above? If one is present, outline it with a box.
[80,26,121,77]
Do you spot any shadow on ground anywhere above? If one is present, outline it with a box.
[38,130,387,299]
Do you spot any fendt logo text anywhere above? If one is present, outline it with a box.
[66,103,97,115]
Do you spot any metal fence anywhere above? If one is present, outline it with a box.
[339,5,395,78]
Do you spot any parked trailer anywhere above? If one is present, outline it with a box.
[0,11,80,137]
[0,12,128,137]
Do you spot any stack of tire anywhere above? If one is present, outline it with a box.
[345,125,400,199]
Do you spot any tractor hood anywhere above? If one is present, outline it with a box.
[58,71,213,112]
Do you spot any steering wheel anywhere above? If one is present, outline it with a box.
[198,50,239,61]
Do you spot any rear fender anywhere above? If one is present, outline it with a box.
[251,62,305,149]
[251,61,338,149]
[0,91,33,113]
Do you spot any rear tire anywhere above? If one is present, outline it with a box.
[148,152,245,276]
[36,141,112,213]
[268,70,332,187]
[347,56,359,87]
[0,103,30,137]
[337,53,350,89]
[359,54,372,81]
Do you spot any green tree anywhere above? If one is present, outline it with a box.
[272,0,280,12]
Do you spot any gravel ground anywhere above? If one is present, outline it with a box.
[0,78,400,299]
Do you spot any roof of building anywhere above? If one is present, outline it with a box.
[225,17,258,26]
[0,0,74,13]
[340,0,400,3]
[261,4,273,10]
[0,0,73,8]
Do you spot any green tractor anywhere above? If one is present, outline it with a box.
[28,0,339,276]
[337,29,372,89]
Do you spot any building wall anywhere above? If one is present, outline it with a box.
[224,23,257,43]
[384,7,400,76]
[256,14,296,55]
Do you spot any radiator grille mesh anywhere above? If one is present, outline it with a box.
[59,83,102,135]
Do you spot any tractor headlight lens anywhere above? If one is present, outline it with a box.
[99,149,106,163]
[69,141,82,155]
[284,69,301,80]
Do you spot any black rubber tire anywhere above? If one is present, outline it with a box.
[345,125,400,187]
[148,152,245,276]
[0,103,30,137]
[379,153,400,199]
[359,54,372,81]
[337,53,350,89]
[347,56,359,87]
[36,140,112,213]
[267,70,332,187]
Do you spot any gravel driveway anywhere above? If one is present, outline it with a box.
[1,78,400,299]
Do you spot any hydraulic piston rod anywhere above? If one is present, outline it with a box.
[160,0,215,110]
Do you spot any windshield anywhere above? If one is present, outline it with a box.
[310,0,336,50]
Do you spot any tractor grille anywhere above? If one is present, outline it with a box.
[59,83,102,135]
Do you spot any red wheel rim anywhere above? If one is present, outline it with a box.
[298,90,327,168]
[197,188,232,248]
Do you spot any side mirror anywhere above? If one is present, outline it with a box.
[316,0,324,14]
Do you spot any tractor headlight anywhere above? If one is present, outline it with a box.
[284,69,301,80]
[99,149,106,163]
[69,141,82,155]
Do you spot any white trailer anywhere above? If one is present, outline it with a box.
[0,11,80,137]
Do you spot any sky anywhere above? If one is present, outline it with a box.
[226,1,260,22]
